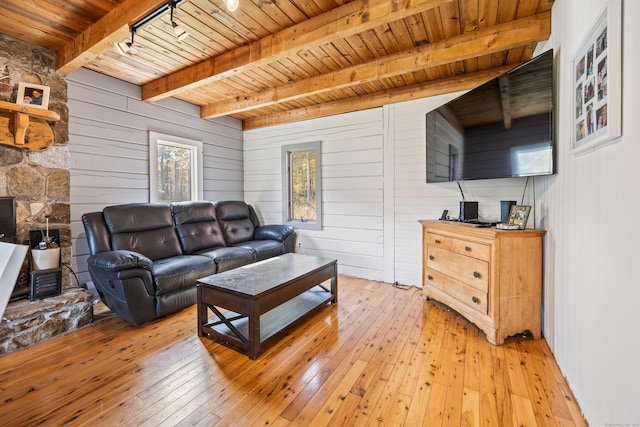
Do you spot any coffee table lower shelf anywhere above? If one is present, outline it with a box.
[199,287,333,358]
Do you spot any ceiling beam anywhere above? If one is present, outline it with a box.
[202,12,551,119]
[141,0,455,102]
[56,0,169,74]
[242,65,517,130]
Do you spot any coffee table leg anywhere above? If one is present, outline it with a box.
[197,286,205,336]
[248,302,260,360]
[331,274,338,303]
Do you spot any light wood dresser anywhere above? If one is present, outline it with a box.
[419,220,546,345]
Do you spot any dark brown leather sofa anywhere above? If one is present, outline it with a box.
[82,200,295,326]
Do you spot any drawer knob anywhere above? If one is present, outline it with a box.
[465,246,471,251]
[427,275,433,281]
[429,255,434,260]
[473,271,480,278]
[435,239,441,244]
[472,296,479,304]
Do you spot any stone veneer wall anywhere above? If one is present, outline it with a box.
[0,34,71,294]
[0,35,95,353]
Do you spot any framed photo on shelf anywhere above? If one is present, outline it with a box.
[16,82,50,110]
[508,205,531,229]
[570,0,622,154]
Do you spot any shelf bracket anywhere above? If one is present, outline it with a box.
[13,112,29,146]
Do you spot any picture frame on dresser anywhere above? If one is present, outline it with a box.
[570,0,622,154]
[508,205,531,229]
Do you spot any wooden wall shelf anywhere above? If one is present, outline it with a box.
[0,100,60,151]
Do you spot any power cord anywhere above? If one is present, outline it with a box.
[392,281,420,291]
[61,262,82,288]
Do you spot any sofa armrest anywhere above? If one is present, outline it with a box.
[88,250,153,272]
[254,224,295,242]
[87,250,157,326]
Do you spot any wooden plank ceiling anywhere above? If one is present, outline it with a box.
[0,0,554,130]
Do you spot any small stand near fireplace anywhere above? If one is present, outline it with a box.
[28,229,62,301]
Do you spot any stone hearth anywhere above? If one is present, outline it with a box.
[0,288,93,354]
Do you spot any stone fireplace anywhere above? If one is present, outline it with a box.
[0,34,93,353]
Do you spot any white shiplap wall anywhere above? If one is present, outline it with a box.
[537,1,640,425]
[243,98,535,287]
[68,68,243,286]
[244,110,386,280]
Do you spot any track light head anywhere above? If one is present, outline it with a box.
[115,28,136,55]
[226,0,240,12]
[170,1,189,41]
[172,21,189,41]
[115,41,130,55]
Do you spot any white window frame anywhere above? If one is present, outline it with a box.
[149,131,203,203]
[281,141,322,230]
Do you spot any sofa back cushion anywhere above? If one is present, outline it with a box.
[103,203,183,261]
[214,201,256,245]
[171,201,227,254]
[82,211,112,255]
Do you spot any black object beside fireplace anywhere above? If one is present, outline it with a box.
[0,197,16,244]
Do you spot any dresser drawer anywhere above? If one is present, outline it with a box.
[427,233,490,261]
[425,268,488,315]
[426,246,488,292]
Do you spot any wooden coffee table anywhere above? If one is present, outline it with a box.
[197,253,337,359]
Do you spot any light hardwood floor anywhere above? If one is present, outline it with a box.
[0,276,587,426]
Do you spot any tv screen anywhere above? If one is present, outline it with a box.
[426,50,554,183]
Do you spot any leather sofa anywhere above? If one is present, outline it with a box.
[82,200,295,326]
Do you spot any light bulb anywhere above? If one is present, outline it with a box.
[226,0,239,12]
[115,41,131,55]
[172,22,189,41]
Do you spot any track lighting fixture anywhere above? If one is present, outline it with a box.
[170,1,189,41]
[226,0,240,12]
[115,28,135,55]
[114,0,189,55]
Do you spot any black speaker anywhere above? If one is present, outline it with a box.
[0,197,16,243]
[29,269,62,301]
[459,201,478,222]
[501,200,517,223]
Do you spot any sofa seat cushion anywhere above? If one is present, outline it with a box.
[196,246,255,273]
[151,255,216,295]
[235,240,285,262]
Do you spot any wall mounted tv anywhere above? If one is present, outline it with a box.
[426,49,554,183]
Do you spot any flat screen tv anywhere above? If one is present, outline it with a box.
[426,49,554,183]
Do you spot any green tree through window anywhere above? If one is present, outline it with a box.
[149,132,203,203]
[282,141,322,230]
[157,143,193,203]
[290,150,316,221]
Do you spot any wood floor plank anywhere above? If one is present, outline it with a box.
[307,358,367,425]
[476,324,500,425]
[491,344,516,426]
[515,341,566,425]
[404,302,448,426]
[461,387,480,427]
[511,393,539,426]
[0,275,587,426]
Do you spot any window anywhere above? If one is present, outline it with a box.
[282,141,322,230]
[149,132,203,203]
